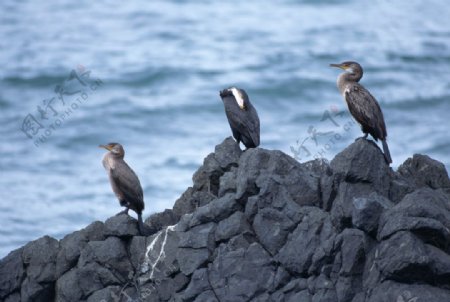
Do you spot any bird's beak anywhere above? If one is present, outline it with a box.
[330,63,346,70]
[99,144,111,151]
[219,89,230,98]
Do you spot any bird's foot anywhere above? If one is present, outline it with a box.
[116,208,129,216]
[354,134,368,141]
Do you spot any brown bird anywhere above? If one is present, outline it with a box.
[330,61,392,164]
[99,142,147,234]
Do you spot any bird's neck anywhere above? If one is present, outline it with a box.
[336,73,348,96]
[102,152,124,170]
[337,72,361,95]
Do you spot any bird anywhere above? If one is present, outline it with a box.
[99,142,147,234]
[219,87,260,150]
[330,61,392,164]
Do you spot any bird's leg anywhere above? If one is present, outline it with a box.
[116,208,129,216]
[355,133,369,141]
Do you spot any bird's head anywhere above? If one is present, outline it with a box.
[219,87,248,110]
[99,142,124,157]
[330,60,363,72]
[330,61,363,80]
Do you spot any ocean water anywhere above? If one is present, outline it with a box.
[1,0,449,258]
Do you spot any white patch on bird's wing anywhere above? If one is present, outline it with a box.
[230,87,245,110]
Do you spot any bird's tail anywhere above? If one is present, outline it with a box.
[382,139,392,164]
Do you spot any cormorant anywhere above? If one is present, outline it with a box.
[330,61,392,164]
[99,142,147,234]
[219,87,260,149]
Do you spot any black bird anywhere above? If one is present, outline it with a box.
[330,61,392,164]
[99,142,147,234]
[219,87,260,149]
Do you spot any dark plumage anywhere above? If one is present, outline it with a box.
[99,142,147,234]
[330,61,392,164]
[219,87,260,149]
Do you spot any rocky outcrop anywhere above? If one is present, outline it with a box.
[1,137,450,302]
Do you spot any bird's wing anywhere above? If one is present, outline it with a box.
[247,105,260,146]
[345,84,386,139]
[109,163,144,211]
[225,104,260,146]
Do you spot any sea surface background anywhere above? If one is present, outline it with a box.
[1,0,450,257]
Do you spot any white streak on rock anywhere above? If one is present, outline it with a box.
[141,225,176,279]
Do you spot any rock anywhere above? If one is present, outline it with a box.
[367,280,450,302]
[104,213,140,237]
[215,211,251,242]
[330,139,392,195]
[194,290,219,302]
[302,158,332,178]
[218,167,238,197]
[128,236,148,270]
[188,193,242,227]
[285,290,312,302]
[276,207,335,275]
[213,136,243,169]
[56,230,87,278]
[398,154,450,190]
[192,137,241,197]
[82,221,106,241]
[251,292,271,302]
[237,148,320,206]
[177,248,210,275]
[252,208,297,256]
[352,192,393,234]
[86,238,132,278]
[311,273,337,302]
[144,209,179,234]
[331,181,375,229]
[179,222,216,250]
[2,138,450,302]
[374,231,450,285]
[320,172,342,211]
[55,269,82,301]
[336,229,368,276]
[378,188,450,251]
[209,242,281,302]
[173,187,217,219]
[140,226,180,281]
[388,175,415,203]
[86,285,121,302]
[176,222,216,275]
[335,276,362,302]
[4,292,20,302]
[20,236,59,301]
[0,248,24,300]
[22,236,59,283]
[182,268,211,300]
[56,263,121,301]
[152,273,188,301]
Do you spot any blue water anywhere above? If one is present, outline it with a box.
[1,0,450,258]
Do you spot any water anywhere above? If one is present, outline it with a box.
[1,0,449,258]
